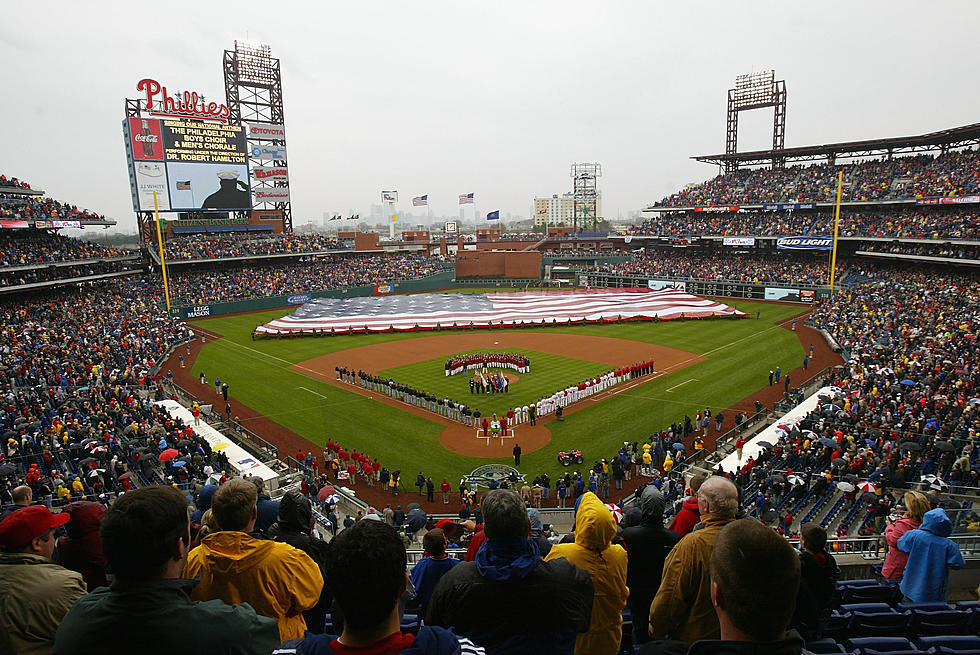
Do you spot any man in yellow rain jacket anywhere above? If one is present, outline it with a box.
[545,492,628,655]
[184,478,322,640]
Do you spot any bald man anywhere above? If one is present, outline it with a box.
[649,476,739,643]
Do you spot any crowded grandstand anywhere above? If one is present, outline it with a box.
[0,61,978,655]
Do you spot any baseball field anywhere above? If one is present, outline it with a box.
[183,292,812,486]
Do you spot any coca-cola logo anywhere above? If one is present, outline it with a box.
[137,78,230,123]
[134,134,159,143]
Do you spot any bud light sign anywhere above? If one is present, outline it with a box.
[287,294,311,305]
[777,236,832,251]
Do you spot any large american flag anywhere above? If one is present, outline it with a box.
[413,195,428,206]
[458,193,474,205]
[255,288,745,334]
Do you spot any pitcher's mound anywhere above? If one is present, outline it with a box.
[439,422,552,457]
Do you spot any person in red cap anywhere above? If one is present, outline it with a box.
[0,505,87,654]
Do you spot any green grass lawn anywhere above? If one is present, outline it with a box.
[379,349,611,419]
[188,299,805,483]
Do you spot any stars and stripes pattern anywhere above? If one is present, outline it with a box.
[255,288,745,334]
[459,193,474,205]
[413,195,428,206]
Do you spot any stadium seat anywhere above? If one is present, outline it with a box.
[908,608,971,636]
[805,637,848,654]
[400,613,420,636]
[952,601,979,611]
[841,583,900,605]
[916,635,980,655]
[845,608,909,637]
[840,603,895,614]
[897,602,950,612]
[846,637,920,655]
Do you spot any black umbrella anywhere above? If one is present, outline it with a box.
[771,473,787,482]
[78,457,97,467]
[757,440,774,449]
[406,502,422,512]
[900,441,922,452]
[818,437,837,449]
[405,507,427,532]
[0,463,15,476]
[869,428,882,438]
[762,509,778,522]
[932,441,955,453]
[843,474,859,483]
[2,430,16,440]
[831,458,846,467]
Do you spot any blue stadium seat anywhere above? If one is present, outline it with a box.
[400,613,420,636]
[805,637,848,654]
[822,611,850,641]
[916,635,980,655]
[847,636,919,655]
[845,608,909,637]
[841,583,900,605]
[908,608,971,636]
[952,601,979,611]
[840,603,895,614]
[897,602,950,612]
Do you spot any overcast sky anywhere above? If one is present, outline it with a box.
[2,1,979,232]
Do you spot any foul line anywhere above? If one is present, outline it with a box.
[666,378,699,392]
[298,386,328,399]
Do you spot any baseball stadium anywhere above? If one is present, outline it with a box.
[1,17,980,655]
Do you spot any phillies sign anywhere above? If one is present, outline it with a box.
[137,78,231,123]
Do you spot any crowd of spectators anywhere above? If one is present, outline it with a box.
[0,174,31,189]
[0,194,107,222]
[0,231,131,268]
[163,232,347,261]
[592,251,831,285]
[860,241,980,260]
[630,206,978,240]
[168,254,448,305]
[655,149,980,207]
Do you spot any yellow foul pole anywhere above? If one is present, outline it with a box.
[828,171,843,296]
[153,191,172,311]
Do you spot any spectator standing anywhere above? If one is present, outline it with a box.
[639,519,807,655]
[649,477,738,643]
[55,500,108,591]
[544,492,628,655]
[881,490,929,580]
[183,478,323,640]
[0,505,86,655]
[897,508,966,602]
[621,485,681,646]
[427,489,594,654]
[410,528,459,617]
[267,491,332,635]
[669,475,705,538]
[53,486,279,655]
[278,520,483,655]
[791,523,838,640]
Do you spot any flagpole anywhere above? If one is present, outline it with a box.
[828,171,843,297]
[153,191,172,312]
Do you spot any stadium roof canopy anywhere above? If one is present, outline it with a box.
[694,122,980,168]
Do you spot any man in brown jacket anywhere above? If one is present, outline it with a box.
[649,476,738,643]
[0,505,87,655]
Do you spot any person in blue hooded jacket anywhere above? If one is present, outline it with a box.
[277,520,483,655]
[897,507,965,602]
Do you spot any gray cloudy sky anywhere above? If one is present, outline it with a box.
[2,1,978,232]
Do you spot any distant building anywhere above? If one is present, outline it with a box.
[532,192,602,227]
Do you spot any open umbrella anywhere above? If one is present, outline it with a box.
[405,507,427,532]
[118,471,134,481]
[173,460,187,467]
[837,481,855,492]
[0,463,15,476]
[900,379,916,386]
[843,474,859,483]
[80,438,97,446]
[406,502,422,512]
[932,441,955,453]
[672,442,685,451]
[857,481,877,493]
[158,448,179,462]
[604,503,624,524]
[787,475,805,486]
[900,441,922,452]
[802,430,817,440]
[89,445,108,454]
[212,442,230,451]
[323,494,341,505]
[771,473,787,483]
[818,437,837,449]
[88,468,106,477]
[762,509,778,522]
[757,440,774,449]
[78,457,97,468]
[317,485,337,503]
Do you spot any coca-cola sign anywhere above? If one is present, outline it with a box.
[126,117,164,161]
[137,78,231,123]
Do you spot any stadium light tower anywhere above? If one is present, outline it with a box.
[570,163,602,232]
[725,70,787,174]
[223,41,292,232]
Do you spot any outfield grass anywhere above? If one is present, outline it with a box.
[379,349,611,419]
[189,300,805,483]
